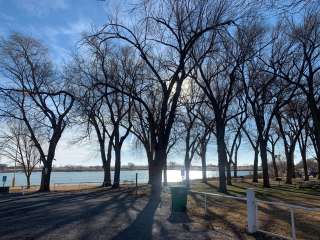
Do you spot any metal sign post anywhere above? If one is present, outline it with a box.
[181,167,185,183]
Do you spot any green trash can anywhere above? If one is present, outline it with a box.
[170,186,188,212]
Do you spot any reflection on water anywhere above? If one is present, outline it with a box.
[166,170,218,182]
[0,169,252,186]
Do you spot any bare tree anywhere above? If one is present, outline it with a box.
[275,99,308,183]
[241,22,300,187]
[242,121,260,182]
[0,121,40,188]
[192,21,262,192]
[89,0,242,195]
[298,117,311,181]
[226,105,247,180]
[0,33,74,192]
[268,10,320,178]
[195,105,214,183]
[267,126,280,178]
[130,100,154,184]
[179,82,202,187]
[70,76,115,187]
[73,42,134,189]
[285,10,320,178]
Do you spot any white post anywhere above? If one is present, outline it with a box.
[290,208,296,240]
[246,188,257,234]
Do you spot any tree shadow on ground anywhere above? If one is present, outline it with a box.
[203,182,219,191]
[0,187,142,240]
[273,184,320,196]
[112,194,161,240]
[234,181,320,205]
[203,181,255,199]
[188,192,246,239]
[0,187,130,215]
[168,211,191,223]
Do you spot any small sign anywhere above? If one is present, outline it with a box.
[181,168,185,177]
[2,176,7,186]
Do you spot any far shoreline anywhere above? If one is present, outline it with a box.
[0,165,256,173]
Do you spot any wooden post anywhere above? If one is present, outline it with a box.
[135,173,138,196]
[290,208,296,240]
[246,188,257,234]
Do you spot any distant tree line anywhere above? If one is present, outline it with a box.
[0,0,319,196]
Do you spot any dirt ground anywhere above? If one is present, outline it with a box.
[1,179,319,240]
[0,186,248,240]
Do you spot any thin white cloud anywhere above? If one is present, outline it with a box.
[15,0,68,16]
[26,18,93,64]
[42,18,92,39]
[0,12,15,22]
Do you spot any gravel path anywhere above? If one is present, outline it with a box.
[0,187,251,240]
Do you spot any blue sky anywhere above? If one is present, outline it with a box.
[0,0,302,167]
[0,0,112,64]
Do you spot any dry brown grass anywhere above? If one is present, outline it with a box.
[187,178,320,240]
[9,184,100,193]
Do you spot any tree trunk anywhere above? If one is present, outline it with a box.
[200,143,207,183]
[301,146,309,181]
[150,155,164,197]
[259,139,270,188]
[149,142,167,196]
[151,166,162,197]
[292,154,296,179]
[226,161,232,185]
[216,122,227,193]
[271,151,279,178]
[105,137,113,186]
[312,136,320,179]
[318,159,320,180]
[39,164,52,192]
[99,140,111,187]
[163,158,167,186]
[285,148,295,184]
[185,162,190,187]
[253,147,259,183]
[112,147,121,188]
[233,150,238,178]
[26,175,31,189]
[184,144,191,187]
[307,96,320,179]
[148,164,153,185]
[184,129,191,187]
[147,150,153,184]
[38,132,61,192]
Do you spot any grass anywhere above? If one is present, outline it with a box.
[187,178,320,240]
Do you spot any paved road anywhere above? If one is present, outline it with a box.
[0,187,249,240]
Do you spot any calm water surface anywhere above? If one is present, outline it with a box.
[0,170,253,186]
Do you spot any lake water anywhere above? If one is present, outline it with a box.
[0,170,253,186]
